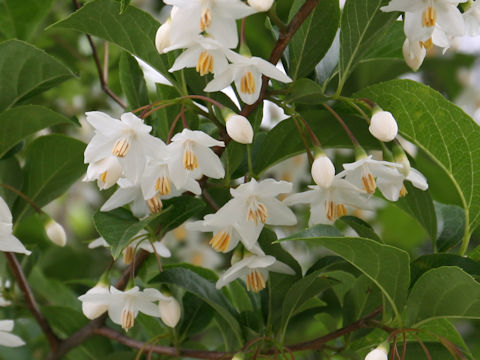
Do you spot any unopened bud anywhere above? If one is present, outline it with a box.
[402,38,426,72]
[248,0,274,12]
[232,352,245,360]
[155,20,171,54]
[225,113,254,144]
[365,344,388,360]
[82,284,109,320]
[311,155,335,188]
[369,109,398,142]
[158,296,181,328]
[45,219,67,247]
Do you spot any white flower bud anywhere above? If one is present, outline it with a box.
[369,110,398,142]
[311,155,335,188]
[402,38,426,72]
[226,114,254,144]
[365,346,388,360]
[82,284,109,320]
[155,20,171,54]
[158,296,181,328]
[45,219,67,247]
[248,0,274,12]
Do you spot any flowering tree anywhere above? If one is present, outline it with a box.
[1,0,480,359]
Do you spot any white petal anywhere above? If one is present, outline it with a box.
[262,198,297,226]
[0,321,14,332]
[100,187,139,212]
[204,68,235,92]
[85,111,123,136]
[169,47,202,72]
[267,260,295,275]
[0,331,25,347]
[437,3,465,37]
[194,144,225,179]
[407,168,428,190]
[256,179,292,197]
[252,57,292,83]
[0,234,31,255]
[245,255,276,269]
[0,197,12,224]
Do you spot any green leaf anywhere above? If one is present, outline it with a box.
[361,21,404,63]
[280,224,341,241]
[338,0,397,90]
[0,105,74,158]
[119,52,149,110]
[281,236,410,321]
[259,228,302,275]
[406,266,480,326]
[285,78,326,104]
[343,275,383,328]
[0,40,74,111]
[13,135,86,221]
[340,216,382,242]
[435,202,465,252]
[179,292,215,339]
[288,0,339,80]
[357,80,480,246]
[0,156,22,207]
[417,318,472,355]
[50,0,175,88]
[152,265,243,344]
[119,0,131,14]
[0,0,55,41]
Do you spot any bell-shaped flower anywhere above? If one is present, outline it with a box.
[81,283,109,320]
[402,37,427,71]
[285,176,369,225]
[164,0,256,48]
[0,320,25,347]
[155,19,172,54]
[0,197,31,255]
[216,250,295,292]
[381,0,466,42]
[204,50,292,105]
[83,156,123,190]
[167,129,225,190]
[376,166,429,201]
[166,35,230,76]
[84,111,165,183]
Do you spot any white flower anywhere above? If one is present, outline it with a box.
[78,286,164,332]
[381,0,466,42]
[225,113,254,144]
[216,251,294,292]
[158,295,181,328]
[88,237,109,249]
[369,110,398,142]
[101,179,151,218]
[164,0,256,48]
[45,219,67,247]
[155,19,171,54]
[122,232,171,265]
[402,38,427,71]
[168,129,225,190]
[166,35,230,76]
[376,166,429,201]
[84,112,165,183]
[0,197,31,255]
[285,176,369,225]
[81,284,109,320]
[464,1,480,36]
[248,0,274,12]
[311,155,335,188]
[0,320,25,347]
[204,50,292,105]
[83,156,123,190]
[365,345,388,360]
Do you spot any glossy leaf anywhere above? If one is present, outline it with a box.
[435,202,465,252]
[285,78,326,105]
[288,0,340,80]
[13,135,86,221]
[406,266,480,326]
[340,216,382,242]
[0,105,74,158]
[0,40,74,111]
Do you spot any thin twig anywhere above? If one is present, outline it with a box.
[73,0,127,109]
[4,252,60,351]
[0,184,43,214]
[323,103,359,146]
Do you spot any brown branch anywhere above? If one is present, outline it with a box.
[240,0,319,118]
[4,252,60,351]
[73,0,127,109]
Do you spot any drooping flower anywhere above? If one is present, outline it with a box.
[204,50,292,105]
[100,179,151,218]
[83,156,123,190]
[0,320,25,347]
[0,197,31,255]
[402,37,427,71]
[155,19,172,54]
[84,112,165,183]
[81,283,109,320]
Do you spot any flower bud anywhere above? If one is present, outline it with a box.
[248,0,274,12]
[155,20,171,54]
[365,345,388,360]
[402,38,426,72]
[158,296,181,328]
[369,109,398,142]
[232,352,245,360]
[45,219,67,247]
[311,155,335,188]
[225,114,254,144]
[82,284,109,320]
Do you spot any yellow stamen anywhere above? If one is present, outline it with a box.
[200,7,212,31]
[422,6,437,27]
[325,200,335,222]
[420,38,433,49]
[183,146,199,171]
[247,201,268,225]
[191,252,204,266]
[100,171,108,183]
[112,138,130,157]
[246,270,266,292]
[399,185,408,198]
[240,71,255,95]
[196,51,214,76]
[123,246,135,265]
[173,225,187,242]
[147,195,162,214]
[121,308,135,332]
[336,204,347,218]
[361,173,376,194]
[209,231,231,252]
[155,176,171,196]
